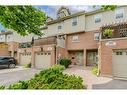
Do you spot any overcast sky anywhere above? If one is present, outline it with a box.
[0,5,100,30]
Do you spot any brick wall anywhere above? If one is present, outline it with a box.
[99,38,127,76]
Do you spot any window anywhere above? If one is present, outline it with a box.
[94,14,101,23]
[94,33,100,40]
[72,36,79,42]
[58,22,63,30]
[72,17,78,26]
[58,25,62,29]
[115,9,124,19]
[116,52,122,55]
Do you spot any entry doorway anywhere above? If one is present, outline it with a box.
[68,50,84,66]
[86,50,98,66]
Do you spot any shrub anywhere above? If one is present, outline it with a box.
[59,58,71,68]
[92,66,100,76]
[24,63,31,68]
[51,64,65,71]
[0,65,85,89]
[0,86,5,90]
[103,29,113,38]
[8,81,28,89]
[28,67,84,89]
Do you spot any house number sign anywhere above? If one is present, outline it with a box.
[105,41,116,46]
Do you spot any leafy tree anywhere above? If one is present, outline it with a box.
[93,5,117,11]
[0,6,47,36]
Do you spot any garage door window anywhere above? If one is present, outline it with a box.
[48,53,51,55]
[116,52,122,55]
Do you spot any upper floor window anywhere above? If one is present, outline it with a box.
[115,9,124,19]
[94,32,100,40]
[58,25,62,29]
[94,14,101,23]
[72,36,79,42]
[58,22,63,30]
[72,17,78,26]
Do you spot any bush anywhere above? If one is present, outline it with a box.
[0,65,85,89]
[51,64,65,71]
[0,86,5,90]
[24,63,31,68]
[28,67,84,89]
[59,58,71,68]
[92,66,100,76]
[103,29,113,38]
[8,81,28,89]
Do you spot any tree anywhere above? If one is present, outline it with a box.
[0,6,47,36]
[93,5,117,11]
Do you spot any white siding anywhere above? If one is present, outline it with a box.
[0,35,6,42]
[85,6,127,31]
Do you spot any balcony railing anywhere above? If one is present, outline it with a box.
[101,22,127,39]
[34,36,57,46]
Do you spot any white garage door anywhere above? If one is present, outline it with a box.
[113,50,127,78]
[20,52,31,65]
[35,52,51,69]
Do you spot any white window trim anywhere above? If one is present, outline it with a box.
[72,17,78,26]
[94,14,102,23]
[72,36,79,42]
[58,22,64,30]
[115,8,124,19]
[94,32,100,40]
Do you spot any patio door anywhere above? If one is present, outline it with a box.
[75,52,83,66]
[87,51,98,66]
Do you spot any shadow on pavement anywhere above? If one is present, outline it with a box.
[92,79,127,89]
[0,66,18,70]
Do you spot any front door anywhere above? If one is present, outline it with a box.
[87,51,98,66]
[75,52,83,66]
[69,51,83,66]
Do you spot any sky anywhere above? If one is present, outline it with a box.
[0,5,100,30]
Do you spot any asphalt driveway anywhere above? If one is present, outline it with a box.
[0,67,40,87]
[64,65,127,89]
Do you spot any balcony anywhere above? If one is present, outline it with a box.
[34,36,57,46]
[101,22,127,39]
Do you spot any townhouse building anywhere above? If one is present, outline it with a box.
[0,6,127,78]
[34,6,127,78]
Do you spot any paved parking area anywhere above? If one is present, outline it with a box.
[64,65,127,89]
[0,67,40,86]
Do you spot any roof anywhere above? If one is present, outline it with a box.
[47,11,85,25]
[45,5,127,27]
[0,31,13,35]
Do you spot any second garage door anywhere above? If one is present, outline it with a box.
[113,50,127,78]
[20,52,31,65]
[35,52,51,69]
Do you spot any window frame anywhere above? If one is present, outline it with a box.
[94,14,102,23]
[94,32,100,40]
[115,8,124,19]
[57,22,63,30]
[72,17,78,26]
[72,35,79,42]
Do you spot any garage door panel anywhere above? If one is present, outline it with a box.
[35,52,51,69]
[20,53,31,65]
[113,51,127,78]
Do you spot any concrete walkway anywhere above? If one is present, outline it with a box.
[63,65,113,89]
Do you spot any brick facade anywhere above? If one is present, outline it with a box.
[99,38,127,76]
[66,31,100,65]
